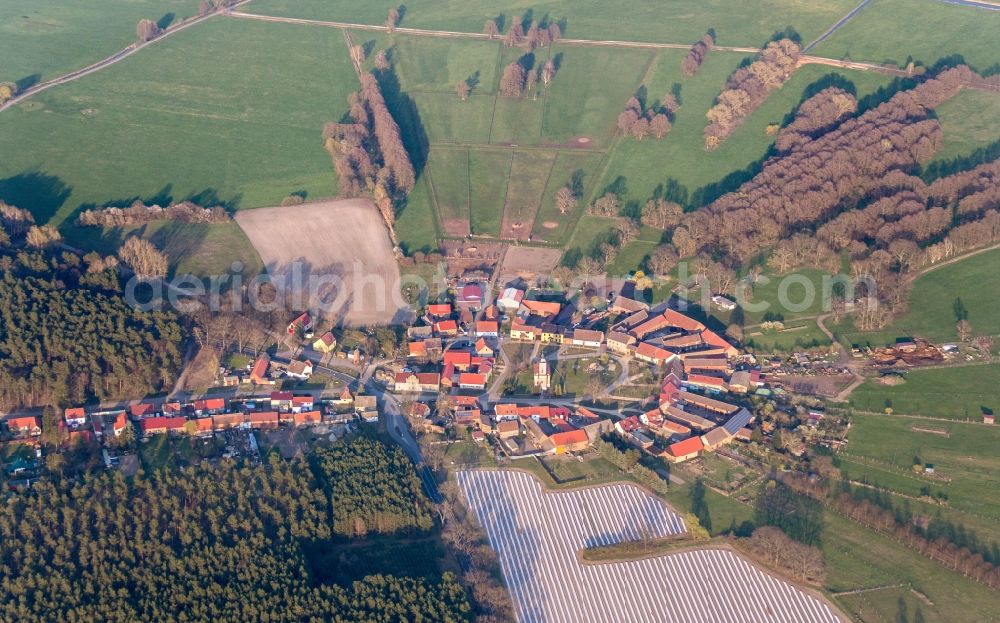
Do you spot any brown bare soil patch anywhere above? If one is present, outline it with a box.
[441,218,471,237]
[542,221,559,229]
[498,246,562,282]
[236,199,413,326]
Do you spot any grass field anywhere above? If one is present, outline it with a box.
[530,151,604,243]
[426,148,470,233]
[64,220,263,279]
[0,19,356,228]
[501,150,556,238]
[823,512,1000,623]
[392,34,500,94]
[594,58,897,211]
[396,175,440,252]
[812,0,1000,74]
[0,0,198,85]
[849,363,1000,421]
[468,148,511,236]
[836,247,1000,347]
[930,89,1000,165]
[247,0,859,49]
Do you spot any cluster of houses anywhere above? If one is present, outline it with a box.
[1,388,378,449]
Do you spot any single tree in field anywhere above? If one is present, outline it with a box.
[548,22,562,42]
[350,44,365,67]
[374,50,390,71]
[576,257,601,284]
[525,70,538,92]
[541,59,556,84]
[386,7,400,32]
[483,19,500,39]
[499,62,526,97]
[614,220,639,244]
[647,245,679,276]
[136,19,162,43]
[554,186,577,214]
[456,80,471,101]
[0,81,18,105]
[119,236,168,279]
[589,193,620,217]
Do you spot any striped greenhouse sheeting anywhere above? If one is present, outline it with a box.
[456,470,841,623]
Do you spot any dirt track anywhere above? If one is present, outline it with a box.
[235,199,412,326]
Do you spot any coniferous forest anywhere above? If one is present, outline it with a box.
[0,247,185,409]
[0,438,471,623]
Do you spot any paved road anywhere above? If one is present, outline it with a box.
[803,0,873,52]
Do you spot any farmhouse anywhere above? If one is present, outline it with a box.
[427,303,452,319]
[606,331,636,355]
[287,312,312,336]
[677,391,738,415]
[458,373,488,390]
[521,299,561,318]
[662,405,715,431]
[474,337,494,356]
[665,436,703,462]
[249,354,271,385]
[393,372,441,393]
[610,295,648,315]
[285,360,313,380]
[434,320,459,336]
[248,411,279,430]
[635,342,676,366]
[476,320,499,337]
[64,408,87,428]
[571,329,604,348]
[5,416,41,437]
[313,332,337,354]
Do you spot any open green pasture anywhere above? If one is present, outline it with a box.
[0,0,198,85]
[849,364,1000,421]
[0,19,356,228]
[247,0,859,49]
[812,0,1000,74]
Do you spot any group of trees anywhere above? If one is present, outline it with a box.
[499,56,555,98]
[323,71,415,236]
[679,67,975,265]
[495,16,562,51]
[0,447,472,622]
[616,94,674,140]
[704,38,801,149]
[0,200,63,250]
[313,437,435,537]
[118,236,169,279]
[774,87,857,152]
[77,199,229,227]
[741,526,826,583]
[0,247,184,410]
[681,32,714,76]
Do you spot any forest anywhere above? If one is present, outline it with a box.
[0,438,471,623]
[0,215,185,409]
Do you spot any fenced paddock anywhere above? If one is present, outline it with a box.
[456,469,842,623]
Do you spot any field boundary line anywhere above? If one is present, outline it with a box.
[0,0,254,113]
[803,0,874,53]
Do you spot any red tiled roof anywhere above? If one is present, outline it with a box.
[162,402,182,414]
[663,309,704,332]
[521,300,561,316]
[193,417,214,432]
[476,320,499,334]
[130,403,155,417]
[631,314,672,338]
[294,410,322,425]
[7,416,40,430]
[317,331,336,346]
[636,342,673,361]
[458,372,487,386]
[517,405,550,419]
[495,403,519,417]
[452,395,480,407]
[270,391,293,401]
[443,350,472,366]
[64,408,86,419]
[435,319,458,333]
[686,373,727,388]
[497,420,520,434]
[409,341,428,356]
[248,411,279,425]
[292,396,314,405]
[701,329,736,352]
[668,436,703,457]
[550,429,589,447]
[427,303,452,317]
[250,355,270,380]
[618,415,642,432]
[140,416,187,434]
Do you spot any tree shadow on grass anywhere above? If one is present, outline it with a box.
[16,74,41,92]
[0,171,71,223]
[157,13,175,30]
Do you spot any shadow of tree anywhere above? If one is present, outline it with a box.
[0,171,71,223]
[157,13,175,30]
[16,73,41,92]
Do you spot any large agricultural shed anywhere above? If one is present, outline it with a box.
[457,469,842,623]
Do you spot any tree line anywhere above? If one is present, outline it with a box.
[0,443,472,622]
[704,38,801,149]
[323,68,415,241]
[77,199,229,227]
